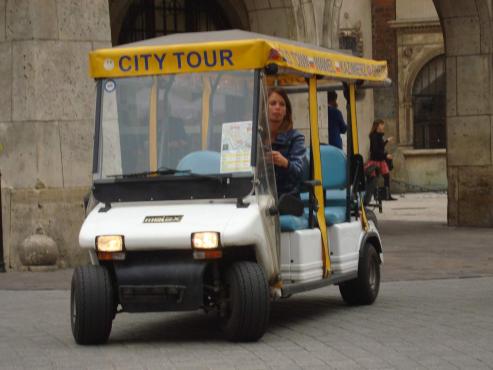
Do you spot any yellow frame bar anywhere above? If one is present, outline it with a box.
[149,78,158,172]
[308,77,331,277]
[349,83,369,230]
[201,76,212,149]
[349,83,359,155]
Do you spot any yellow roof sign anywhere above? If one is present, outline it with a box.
[89,30,388,82]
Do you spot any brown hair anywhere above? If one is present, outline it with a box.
[370,118,385,135]
[268,87,293,132]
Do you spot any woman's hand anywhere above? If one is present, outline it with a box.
[386,153,393,160]
[386,136,394,143]
[272,151,289,168]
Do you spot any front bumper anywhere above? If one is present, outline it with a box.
[112,252,207,312]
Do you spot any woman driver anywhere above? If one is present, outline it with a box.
[267,87,307,198]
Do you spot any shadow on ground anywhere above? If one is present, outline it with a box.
[108,294,347,344]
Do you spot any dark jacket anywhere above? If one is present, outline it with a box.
[272,129,307,197]
[328,106,347,149]
[369,132,388,161]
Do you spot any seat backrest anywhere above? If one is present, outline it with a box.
[320,145,347,189]
[176,151,220,174]
[304,145,347,190]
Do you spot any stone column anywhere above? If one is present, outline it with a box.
[434,0,493,226]
[0,0,112,269]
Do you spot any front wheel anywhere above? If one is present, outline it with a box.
[339,243,380,305]
[71,265,115,345]
[221,262,270,342]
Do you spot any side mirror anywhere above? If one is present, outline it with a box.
[278,193,304,217]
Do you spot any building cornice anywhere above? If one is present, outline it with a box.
[388,18,441,30]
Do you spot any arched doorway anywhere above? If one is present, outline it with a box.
[412,55,446,149]
[110,1,306,47]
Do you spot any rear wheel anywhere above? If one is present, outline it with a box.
[221,261,270,342]
[339,243,380,305]
[71,265,114,345]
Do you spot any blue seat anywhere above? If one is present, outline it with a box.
[300,192,310,205]
[326,189,347,207]
[319,145,347,190]
[325,206,346,225]
[320,145,348,225]
[282,146,348,231]
[176,151,220,174]
[301,189,346,207]
[280,215,309,232]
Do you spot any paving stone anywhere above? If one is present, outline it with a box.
[1,277,493,369]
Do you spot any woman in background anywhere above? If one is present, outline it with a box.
[366,118,397,201]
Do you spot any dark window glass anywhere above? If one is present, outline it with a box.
[412,55,446,149]
[119,0,231,45]
[339,35,358,53]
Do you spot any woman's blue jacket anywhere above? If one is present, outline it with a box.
[272,129,308,197]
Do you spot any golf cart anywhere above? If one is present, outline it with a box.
[71,30,388,344]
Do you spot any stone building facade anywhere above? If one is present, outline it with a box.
[0,0,112,270]
[372,0,493,226]
[0,0,492,271]
[372,0,447,192]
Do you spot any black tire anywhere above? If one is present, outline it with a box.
[221,262,270,342]
[365,209,379,229]
[339,243,380,305]
[71,265,114,345]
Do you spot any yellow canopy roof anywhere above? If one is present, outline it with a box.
[89,30,388,82]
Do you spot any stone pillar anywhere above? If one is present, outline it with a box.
[434,0,493,226]
[0,0,112,269]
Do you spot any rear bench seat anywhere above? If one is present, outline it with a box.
[280,145,347,231]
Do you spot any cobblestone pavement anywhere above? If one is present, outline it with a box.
[2,193,493,369]
[1,277,493,370]
[371,193,493,282]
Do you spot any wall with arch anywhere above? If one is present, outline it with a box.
[387,14,447,192]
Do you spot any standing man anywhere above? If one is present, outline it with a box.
[327,91,347,149]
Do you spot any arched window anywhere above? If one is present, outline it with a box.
[412,55,446,149]
[118,0,232,45]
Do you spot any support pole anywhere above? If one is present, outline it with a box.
[308,77,331,277]
[149,78,158,172]
[347,83,369,230]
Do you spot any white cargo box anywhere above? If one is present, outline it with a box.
[280,222,364,283]
[280,229,323,283]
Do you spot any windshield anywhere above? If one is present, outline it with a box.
[97,71,255,180]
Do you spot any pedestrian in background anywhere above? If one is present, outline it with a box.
[327,91,347,149]
[365,118,397,201]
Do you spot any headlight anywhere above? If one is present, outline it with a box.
[191,232,220,249]
[96,235,124,252]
